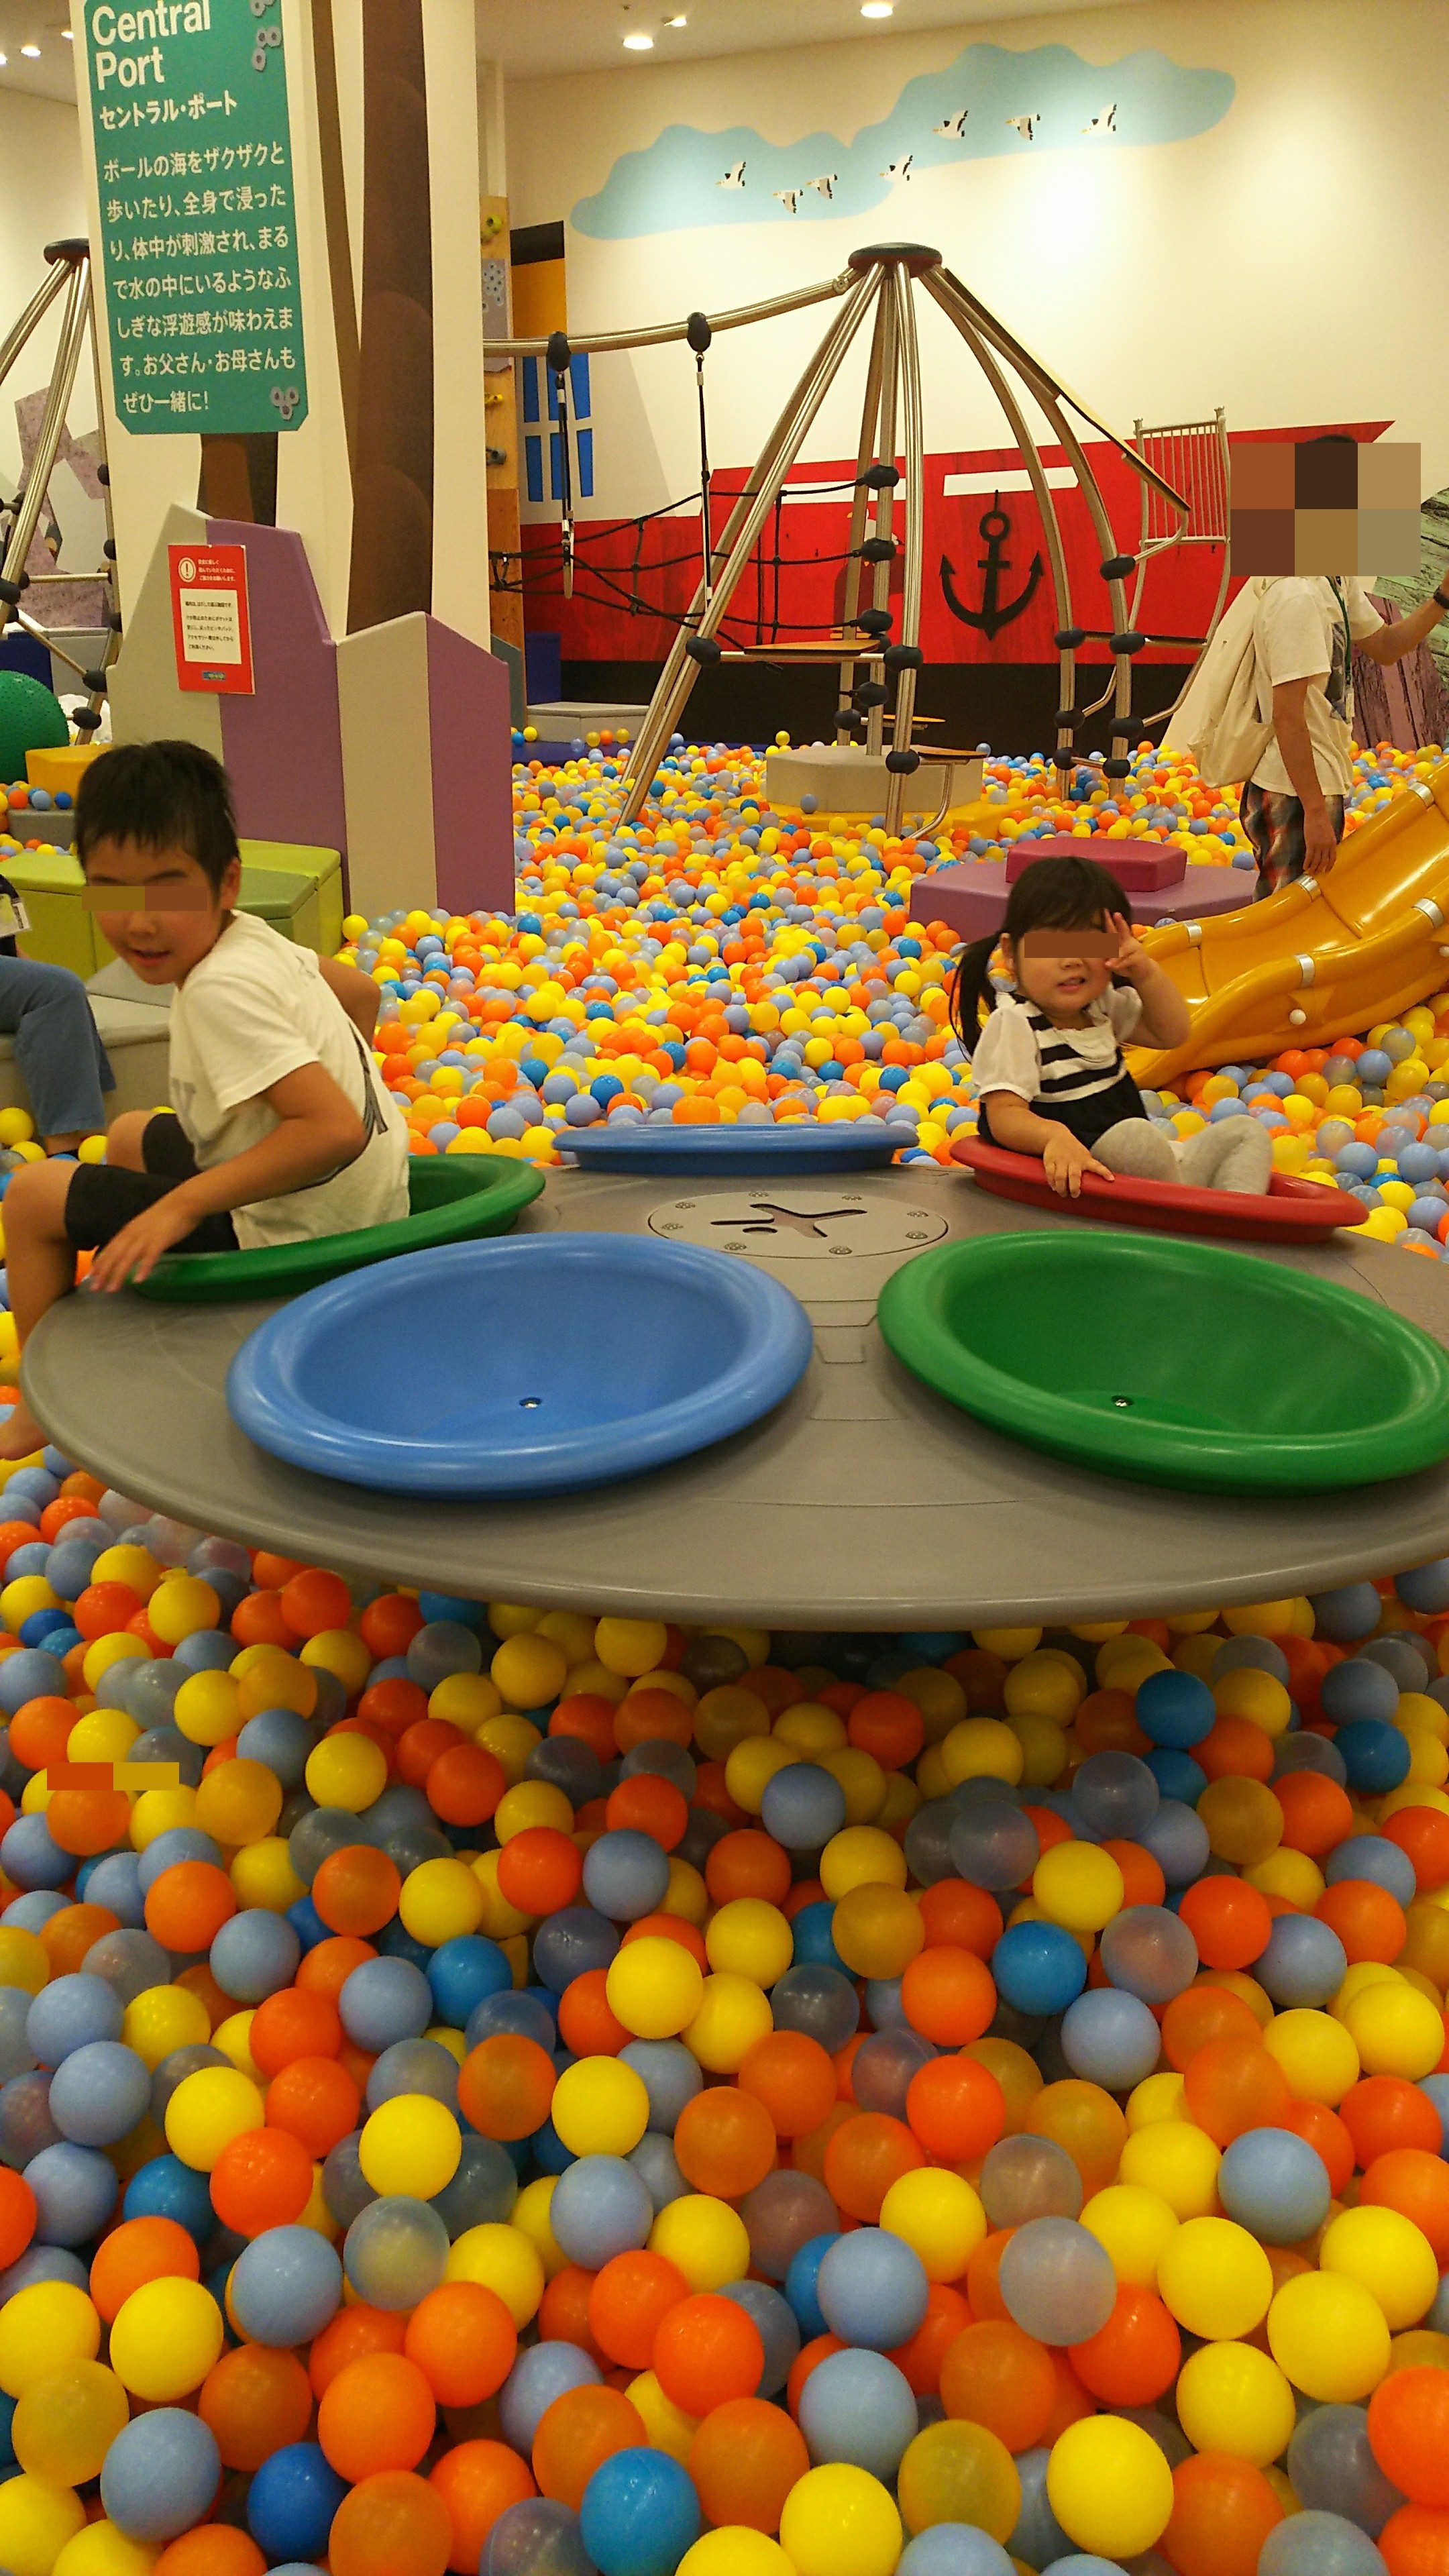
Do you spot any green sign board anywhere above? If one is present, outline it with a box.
[82,0,309,436]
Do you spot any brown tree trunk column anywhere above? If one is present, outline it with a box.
[347,0,433,634]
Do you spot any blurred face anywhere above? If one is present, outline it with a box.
[80,836,240,985]
[1005,923,1117,1020]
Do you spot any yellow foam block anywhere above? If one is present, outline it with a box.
[25,745,101,798]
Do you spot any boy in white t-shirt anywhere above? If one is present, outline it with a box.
[0,740,407,1460]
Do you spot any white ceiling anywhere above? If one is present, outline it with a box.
[0,0,74,102]
[482,0,1149,81]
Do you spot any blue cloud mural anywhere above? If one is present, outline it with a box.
[572,42,1234,240]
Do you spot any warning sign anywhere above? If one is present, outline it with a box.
[168,541,254,694]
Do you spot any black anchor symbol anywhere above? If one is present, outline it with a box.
[941,494,1044,640]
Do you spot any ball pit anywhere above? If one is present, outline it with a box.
[0,1471,1441,2573]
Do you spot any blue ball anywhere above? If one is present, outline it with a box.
[784,2230,839,2341]
[406,1621,483,1690]
[1,1815,71,1891]
[1256,2509,1391,2576]
[1059,1988,1161,2090]
[0,1649,67,1715]
[1256,1913,1348,2010]
[137,1829,222,1893]
[582,1830,671,1923]
[500,2343,602,2455]
[991,1920,1088,2017]
[550,2155,653,2267]
[619,2039,702,2135]
[798,2347,918,2479]
[1420,2074,1449,2155]
[248,2443,350,2564]
[229,2224,343,2344]
[580,2447,702,2576]
[1334,1719,1411,1794]
[211,1909,303,2004]
[123,2151,214,2241]
[101,2408,221,2542]
[427,1933,514,2027]
[761,1763,849,1851]
[28,2139,117,2242]
[1146,1749,1208,1805]
[48,2039,150,2147]
[1398,1559,1449,1615]
[898,2532,1015,2576]
[790,1900,848,1974]
[1324,1833,1417,1906]
[533,1909,620,1994]
[237,1707,317,1789]
[1218,2126,1332,2245]
[83,1852,145,1927]
[338,1955,433,2049]
[816,2225,928,2350]
[1134,1668,1216,1749]
[1321,1660,1399,1725]
[26,1973,123,2065]
[467,1990,557,2051]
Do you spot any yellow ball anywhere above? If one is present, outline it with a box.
[129,1785,198,1850]
[1262,2006,1360,2104]
[606,1937,704,2040]
[476,1714,542,1786]
[52,2521,158,2576]
[445,2222,545,2325]
[491,1632,569,1710]
[1320,2204,1439,2330]
[939,1717,1024,1788]
[229,1837,306,1915]
[301,1629,374,1696]
[678,2534,793,2576]
[0,2474,85,2576]
[121,1983,211,2071]
[0,2286,99,2399]
[820,1826,906,1901]
[108,2277,223,2400]
[87,1546,160,1603]
[1004,1653,1083,1724]
[1212,1668,1293,1737]
[1032,1839,1125,1934]
[63,1710,136,1766]
[594,1619,669,1680]
[684,1972,773,2074]
[1267,2268,1392,2400]
[511,2174,566,2282]
[0,1929,50,1996]
[724,1737,794,1816]
[829,1885,924,1982]
[625,2369,697,2465]
[892,1669,966,1742]
[494,1780,574,1843]
[551,2055,650,2155]
[1126,2072,1186,2131]
[773,1704,846,1758]
[1344,1978,1446,2080]
[1222,1600,1297,1638]
[1157,2214,1273,2341]
[233,1649,316,1721]
[1045,2414,1175,2559]
[818,1747,888,1825]
[879,2168,986,2282]
[780,2465,902,2576]
[10,2359,127,2483]
[1197,1776,1284,1867]
[358,2094,462,2200]
[305,1730,388,1812]
[195,1757,282,1847]
[974,1627,1041,1661]
[80,1633,147,1694]
[896,2418,1018,2542]
[1174,2339,1296,2466]
[163,2065,264,2171]
[145,1576,219,1647]
[429,1672,503,1733]
[1118,2120,1222,2220]
[649,2192,750,2292]
[172,1668,241,1749]
[398,1856,485,1945]
[1008,1713,1070,1790]
[1080,2182,1180,2285]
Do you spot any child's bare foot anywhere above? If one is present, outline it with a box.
[0,1397,46,1462]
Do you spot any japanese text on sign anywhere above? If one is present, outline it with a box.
[83,0,309,436]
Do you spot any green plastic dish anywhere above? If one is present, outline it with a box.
[877,1230,1449,1495]
[133,1155,545,1304]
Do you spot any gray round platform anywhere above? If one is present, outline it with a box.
[23,1169,1449,1629]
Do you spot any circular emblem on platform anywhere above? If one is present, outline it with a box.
[647,1189,949,1260]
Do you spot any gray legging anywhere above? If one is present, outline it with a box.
[1094,1114,1273,1194]
[0,958,113,1139]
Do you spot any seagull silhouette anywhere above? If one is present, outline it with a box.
[718,160,747,189]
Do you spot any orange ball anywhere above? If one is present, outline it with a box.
[653,2292,765,2417]
[48,1787,131,1856]
[900,1944,997,2045]
[1177,1878,1273,1972]
[154,2532,266,2576]
[39,1902,120,1979]
[1275,1769,1355,1857]
[280,1567,353,1638]
[906,2053,1006,2164]
[688,2397,808,2534]
[1316,1878,1408,1965]
[538,2265,606,2363]
[250,1986,341,2076]
[1183,2036,1293,2147]
[915,1881,1003,1959]
[319,2353,437,2482]
[846,1692,924,1770]
[297,1933,376,2000]
[1360,2149,1449,2265]
[496,1827,582,1916]
[144,1859,236,1951]
[1024,2079,1128,2198]
[555,1968,629,2058]
[1342,2076,1444,2165]
[1195,1715,1275,1784]
[1369,2365,1449,2506]
[673,2086,777,2198]
[587,2251,690,2371]
[938,2319,1056,2452]
[825,2109,924,2221]
[313,1844,403,1937]
[890,2284,973,2398]
[329,2470,453,2576]
[89,2214,199,2322]
[1286,2097,1356,2195]
[199,2342,313,2469]
[429,2441,537,2576]
[405,2283,517,2408]
[531,2385,647,2512]
[737,2031,837,2141]
[427,1742,506,1827]
[309,2301,409,2398]
[1161,1982,1261,2072]
[265,2052,360,2159]
[210,2125,314,2237]
[1161,2452,1283,2576]
[1384,1807,1449,1894]
[706,1831,792,1907]
[458,2035,556,2142]
[605,1774,689,1850]
[614,1690,692,1755]
[1067,2284,1181,2408]
[1100,1839,1167,1910]
[1380,2504,1449,2575]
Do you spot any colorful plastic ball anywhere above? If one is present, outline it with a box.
[997,2219,1116,2347]
[947,1800,1039,1893]
[1269,2269,1392,2400]
[1346,1980,1445,2080]
[686,2397,808,2538]
[1045,2413,1174,2559]
[578,2446,701,2576]
[1321,2202,1439,2330]
[486,2497,594,2576]
[675,2536,792,2576]
[94,2408,219,2548]
[1173,2337,1296,2468]
[10,2354,127,2488]
[1257,2512,1390,2576]
[896,2419,1020,2544]
[767,1964,860,2055]
[197,2341,314,2473]
[797,2347,919,2481]
[583,1832,672,1924]
[228,2222,343,2344]
[551,2156,652,2268]
[879,2168,986,2284]
[1096,1902,1198,2004]
[606,1938,704,2041]
[531,2385,649,2514]
[895,2533,1013,2576]
[815,2226,929,2351]
[779,2464,902,2576]
[1217,2125,1332,2244]
[684,1973,773,2074]
[25,2141,119,2245]
[1135,1668,1216,1748]
[359,2094,462,2200]
[1059,1989,1161,2092]
[551,2055,650,2157]
[990,1923,1087,2017]
[48,2037,150,2146]
[1156,2214,1273,2342]
[1032,1842,1125,1933]
[648,2193,750,2294]
[108,2273,223,2402]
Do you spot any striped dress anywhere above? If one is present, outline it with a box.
[973,984,1148,1149]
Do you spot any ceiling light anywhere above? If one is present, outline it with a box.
[20,43,41,55]
[665,11,688,22]
[861,3,894,15]
[623,29,654,45]
[61,25,72,36]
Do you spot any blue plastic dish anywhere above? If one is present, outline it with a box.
[225,1234,815,1497]
[564,1124,900,1175]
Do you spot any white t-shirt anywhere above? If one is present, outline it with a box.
[168,912,409,1252]
[1250,575,1383,797]
[972,983,1144,1108]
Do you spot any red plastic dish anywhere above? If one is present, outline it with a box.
[951,1136,1364,1242]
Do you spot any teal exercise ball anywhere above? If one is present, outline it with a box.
[0,669,70,790]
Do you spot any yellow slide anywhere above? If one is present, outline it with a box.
[1127,757,1449,1089]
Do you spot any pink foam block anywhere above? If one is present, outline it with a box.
[1005,833,1186,892]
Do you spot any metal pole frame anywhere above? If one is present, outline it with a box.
[0,242,119,735]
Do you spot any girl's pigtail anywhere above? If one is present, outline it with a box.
[949,931,1004,1057]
